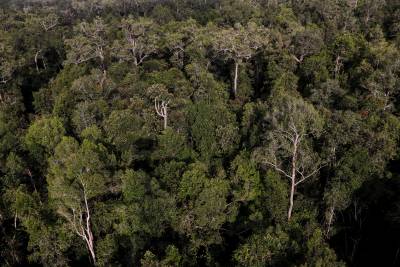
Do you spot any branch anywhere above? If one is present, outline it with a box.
[264,160,292,179]
[82,185,91,238]
[289,119,298,136]
[137,54,149,65]
[292,54,304,63]
[154,97,168,118]
[0,78,9,84]
[295,162,327,186]
[71,208,85,239]
[154,98,163,116]
[276,129,295,142]
[41,20,58,31]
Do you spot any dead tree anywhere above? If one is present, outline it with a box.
[154,97,169,130]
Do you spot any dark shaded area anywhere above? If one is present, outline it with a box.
[20,48,64,114]
[332,175,400,267]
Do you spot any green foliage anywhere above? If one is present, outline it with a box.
[121,169,175,238]
[234,226,291,267]
[24,116,65,159]
[187,102,239,160]
[176,162,233,248]
[264,170,288,223]
[230,152,262,203]
[2,1,400,266]
[48,137,112,204]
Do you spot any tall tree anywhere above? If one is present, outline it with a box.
[112,17,159,67]
[64,17,111,70]
[47,137,114,264]
[254,92,325,221]
[212,22,268,97]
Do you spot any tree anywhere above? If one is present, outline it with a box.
[64,17,110,70]
[47,137,114,264]
[176,162,234,250]
[39,13,59,32]
[0,43,15,85]
[234,226,291,267]
[321,110,400,236]
[331,32,358,77]
[187,101,239,161]
[103,109,146,166]
[144,83,175,132]
[212,22,268,97]
[24,116,65,162]
[161,19,200,69]
[254,92,325,221]
[0,24,23,86]
[290,25,324,64]
[119,168,175,263]
[22,12,63,74]
[154,97,169,130]
[358,40,400,111]
[1,1,400,265]
[112,17,159,67]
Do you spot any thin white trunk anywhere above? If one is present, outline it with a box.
[288,177,295,221]
[163,108,168,130]
[35,50,41,73]
[326,205,335,236]
[65,184,96,265]
[14,211,17,229]
[100,70,107,90]
[155,98,169,130]
[233,61,239,97]
[288,135,298,221]
[82,188,96,264]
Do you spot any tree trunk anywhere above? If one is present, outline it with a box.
[35,50,40,73]
[233,61,239,97]
[155,98,169,130]
[83,187,96,265]
[334,55,341,77]
[163,109,168,130]
[87,240,96,265]
[288,177,295,221]
[288,135,298,221]
[326,205,335,236]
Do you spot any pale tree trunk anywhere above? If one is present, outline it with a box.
[83,189,96,265]
[288,178,295,221]
[14,211,17,229]
[35,50,41,73]
[334,55,341,77]
[155,98,169,130]
[233,61,239,97]
[63,185,96,265]
[288,134,298,221]
[163,109,168,130]
[325,205,335,236]
[100,69,107,90]
[265,126,324,222]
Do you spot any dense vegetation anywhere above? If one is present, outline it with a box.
[1,0,400,266]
